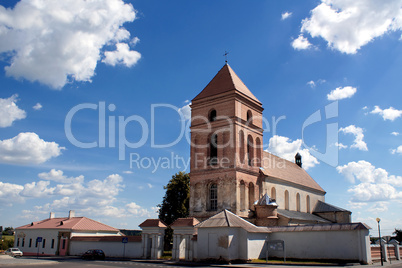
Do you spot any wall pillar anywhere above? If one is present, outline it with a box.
[383,243,388,262]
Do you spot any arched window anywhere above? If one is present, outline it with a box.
[271,187,276,201]
[209,109,217,122]
[240,181,246,211]
[255,137,261,167]
[296,193,301,212]
[239,130,245,164]
[209,184,218,211]
[285,190,289,210]
[209,134,218,165]
[247,135,254,166]
[306,195,311,213]
[249,182,255,210]
[247,110,252,123]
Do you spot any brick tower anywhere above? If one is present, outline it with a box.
[189,64,264,220]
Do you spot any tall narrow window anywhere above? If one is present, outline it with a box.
[249,182,255,209]
[35,240,38,248]
[247,110,252,123]
[239,131,245,164]
[43,239,46,248]
[209,134,218,165]
[62,239,66,249]
[29,238,32,248]
[285,190,289,210]
[256,137,261,166]
[296,193,301,212]
[22,238,25,247]
[271,187,276,200]
[240,181,246,211]
[51,239,55,249]
[209,109,217,122]
[209,184,218,211]
[306,195,311,213]
[247,135,254,166]
[17,238,20,247]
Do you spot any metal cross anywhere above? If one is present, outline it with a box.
[224,51,229,63]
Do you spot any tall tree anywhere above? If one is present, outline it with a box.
[158,171,190,251]
[393,228,402,242]
[158,171,190,225]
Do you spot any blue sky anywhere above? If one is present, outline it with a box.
[0,0,401,236]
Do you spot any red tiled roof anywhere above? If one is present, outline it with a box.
[15,217,119,232]
[171,217,200,227]
[139,219,167,228]
[70,236,141,242]
[261,151,325,193]
[192,64,261,103]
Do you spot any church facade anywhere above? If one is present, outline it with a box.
[189,64,350,226]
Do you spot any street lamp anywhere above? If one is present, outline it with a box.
[376,218,383,266]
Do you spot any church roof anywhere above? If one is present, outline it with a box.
[277,209,330,223]
[192,64,261,103]
[256,193,278,206]
[260,151,326,193]
[139,219,167,228]
[313,200,351,213]
[269,222,371,232]
[16,217,119,232]
[196,209,270,233]
[171,217,200,227]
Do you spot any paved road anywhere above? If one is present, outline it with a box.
[1,255,401,268]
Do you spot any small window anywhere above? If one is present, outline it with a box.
[17,238,20,247]
[22,238,25,247]
[29,238,32,248]
[43,239,46,248]
[209,184,218,211]
[247,110,252,123]
[62,239,66,249]
[51,239,55,249]
[35,240,38,248]
[209,109,217,122]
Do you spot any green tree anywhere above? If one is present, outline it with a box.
[158,171,190,225]
[157,171,190,251]
[393,228,402,242]
[2,227,14,236]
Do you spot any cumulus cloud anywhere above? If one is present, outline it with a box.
[391,145,402,155]
[0,181,24,203]
[0,0,140,89]
[292,34,312,50]
[371,106,402,121]
[0,94,26,127]
[38,169,84,183]
[391,132,400,136]
[337,160,402,202]
[178,102,191,121]
[126,202,153,217]
[327,86,356,101]
[299,0,402,54]
[267,135,319,169]
[281,12,292,20]
[339,125,368,151]
[0,132,65,165]
[33,103,42,110]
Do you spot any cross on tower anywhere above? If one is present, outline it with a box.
[223,51,229,63]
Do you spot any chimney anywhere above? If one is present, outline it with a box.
[49,212,55,219]
[295,152,302,168]
[68,210,75,219]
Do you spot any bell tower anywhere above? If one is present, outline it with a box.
[189,64,264,220]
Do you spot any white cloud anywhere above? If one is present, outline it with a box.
[337,160,402,202]
[38,169,84,183]
[307,79,326,88]
[367,202,389,213]
[0,94,26,127]
[391,132,400,136]
[267,135,319,169]
[292,34,312,50]
[371,106,402,121]
[126,202,153,217]
[33,103,42,110]
[327,86,356,101]
[0,132,65,165]
[178,102,191,121]
[300,0,402,54]
[147,183,153,189]
[0,181,24,203]
[339,125,368,151]
[0,0,139,89]
[122,170,133,174]
[281,12,292,20]
[20,180,55,198]
[335,142,347,149]
[391,145,402,155]
[102,42,141,67]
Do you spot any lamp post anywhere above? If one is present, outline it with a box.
[376,218,383,266]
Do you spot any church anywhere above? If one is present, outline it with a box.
[188,63,351,227]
